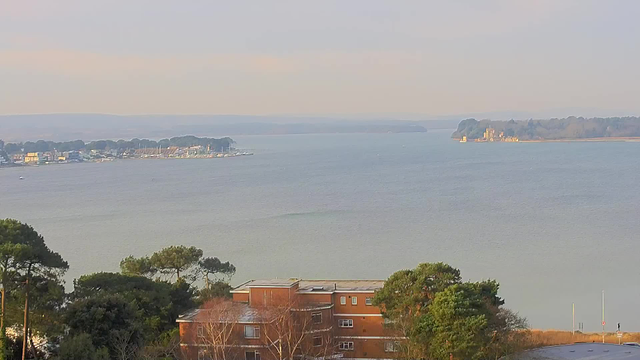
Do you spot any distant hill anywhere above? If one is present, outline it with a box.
[0,114,429,141]
[451,116,640,140]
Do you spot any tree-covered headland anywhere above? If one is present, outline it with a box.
[452,116,640,140]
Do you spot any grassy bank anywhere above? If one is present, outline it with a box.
[527,330,640,347]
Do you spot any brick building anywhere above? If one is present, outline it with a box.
[178,279,402,360]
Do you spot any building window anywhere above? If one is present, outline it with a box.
[385,341,400,353]
[338,319,353,328]
[339,341,354,351]
[197,324,204,338]
[246,351,261,360]
[244,325,260,339]
[312,312,322,324]
[313,336,323,347]
[351,296,357,305]
[365,297,373,306]
[340,296,346,305]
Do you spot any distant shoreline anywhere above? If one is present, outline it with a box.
[451,117,640,143]
[522,137,640,143]
[454,137,640,143]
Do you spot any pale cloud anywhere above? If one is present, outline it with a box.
[0,1,638,115]
[393,0,584,40]
[0,49,303,78]
[0,2,57,19]
[4,46,629,116]
[0,48,428,80]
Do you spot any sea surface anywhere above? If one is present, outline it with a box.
[1,130,639,331]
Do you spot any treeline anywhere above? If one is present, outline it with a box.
[0,140,7,162]
[0,136,235,154]
[0,219,236,360]
[451,116,640,140]
[0,140,9,163]
[374,263,530,360]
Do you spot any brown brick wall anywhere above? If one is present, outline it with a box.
[298,293,332,304]
[179,286,396,360]
[249,287,296,307]
[233,292,249,302]
[337,338,394,359]
[333,292,380,314]
[335,315,385,337]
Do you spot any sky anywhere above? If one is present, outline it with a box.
[1,0,639,117]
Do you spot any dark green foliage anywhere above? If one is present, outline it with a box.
[149,246,203,281]
[1,221,236,360]
[2,136,235,154]
[374,262,526,360]
[4,336,46,360]
[66,268,201,358]
[9,274,66,338]
[421,284,493,360]
[0,219,68,272]
[122,246,205,282]
[198,281,233,301]
[72,272,180,337]
[452,116,640,140]
[65,294,142,354]
[2,143,20,154]
[168,279,198,321]
[373,262,461,316]
[119,256,157,277]
[57,333,109,360]
[163,136,235,152]
[199,257,236,287]
[0,219,69,360]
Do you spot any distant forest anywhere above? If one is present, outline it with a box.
[0,135,235,154]
[451,116,640,140]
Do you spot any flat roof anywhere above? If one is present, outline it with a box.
[232,279,384,293]
[298,280,384,293]
[177,303,261,323]
[513,343,640,360]
[243,279,300,287]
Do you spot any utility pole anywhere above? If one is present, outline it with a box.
[21,264,32,360]
[572,303,575,335]
[602,290,605,344]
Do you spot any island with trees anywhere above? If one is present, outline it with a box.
[452,116,640,142]
[0,136,252,167]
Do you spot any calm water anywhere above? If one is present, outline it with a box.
[1,130,639,331]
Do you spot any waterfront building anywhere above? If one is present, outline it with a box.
[484,128,496,142]
[178,279,402,360]
[24,152,43,164]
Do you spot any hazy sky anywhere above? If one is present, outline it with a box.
[1,1,639,116]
